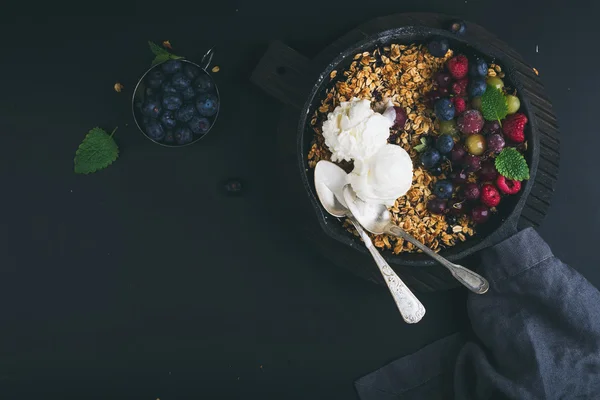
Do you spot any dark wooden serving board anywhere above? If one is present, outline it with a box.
[252,12,560,291]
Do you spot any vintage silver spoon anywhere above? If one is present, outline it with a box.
[314,161,425,324]
[342,184,489,294]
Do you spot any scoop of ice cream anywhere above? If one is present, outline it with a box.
[349,144,413,206]
[321,98,393,162]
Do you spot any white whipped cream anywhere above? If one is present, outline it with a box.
[322,98,393,163]
[349,144,413,207]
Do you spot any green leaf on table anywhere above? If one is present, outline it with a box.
[495,147,529,181]
[74,127,119,174]
[481,85,508,123]
[148,41,183,66]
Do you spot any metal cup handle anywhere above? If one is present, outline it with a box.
[201,47,215,71]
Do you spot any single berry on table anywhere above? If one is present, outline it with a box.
[471,96,482,111]
[469,58,488,77]
[435,71,452,87]
[427,198,447,214]
[392,106,407,129]
[471,205,490,224]
[506,95,521,114]
[465,133,487,156]
[172,73,192,90]
[463,182,481,201]
[188,116,211,135]
[434,98,455,121]
[447,55,469,79]
[458,110,484,134]
[450,20,466,35]
[161,60,182,74]
[427,39,450,57]
[193,75,214,92]
[469,78,487,97]
[162,82,178,94]
[448,199,467,215]
[463,154,482,172]
[162,94,183,111]
[439,119,459,135]
[502,113,528,143]
[175,103,197,122]
[196,93,219,117]
[496,175,522,195]
[450,144,467,164]
[141,100,162,118]
[451,97,467,115]
[450,169,468,184]
[224,179,244,196]
[483,120,502,135]
[160,110,177,129]
[183,64,201,80]
[481,184,501,207]
[420,148,441,169]
[144,120,165,141]
[182,86,196,101]
[163,129,175,144]
[487,133,505,153]
[486,76,504,90]
[479,160,498,181]
[436,134,455,154]
[452,78,469,96]
[429,165,443,176]
[174,126,193,145]
[433,180,454,199]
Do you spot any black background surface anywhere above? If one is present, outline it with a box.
[1,1,599,399]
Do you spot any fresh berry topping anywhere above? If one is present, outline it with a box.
[469,78,487,97]
[439,119,458,135]
[481,184,501,207]
[463,182,481,201]
[479,160,498,181]
[486,76,504,90]
[434,98,455,121]
[470,58,488,77]
[450,20,467,35]
[506,95,521,114]
[482,120,502,135]
[471,205,490,223]
[496,175,522,195]
[429,165,443,176]
[448,199,467,215]
[457,110,484,134]
[435,71,452,87]
[392,106,408,129]
[451,97,467,114]
[450,169,468,184]
[487,133,506,153]
[427,39,450,57]
[503,113,528,143]
[447,55,469,79]
[421,148,441,169]
[463,154,482,172]
[465,133,487,155]
[436,134,455,154]
[446,214,458,225]
[450,144,467,165]
[451,78,469,96]
[427,198,447,214]
[433,180,454,199]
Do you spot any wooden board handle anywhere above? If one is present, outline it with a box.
[251,41,314,110]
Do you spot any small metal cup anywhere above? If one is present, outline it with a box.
[132,48,220,147]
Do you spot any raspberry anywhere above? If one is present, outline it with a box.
[496,175,522,195]
[481,184,501,207]
[447,55,469,79]
[503,113,528,143]
[452,97,467,114]
[451,78,469,96]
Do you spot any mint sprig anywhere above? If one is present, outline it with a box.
[148,41,183,66]
[414,137,429,153]
[481,85,508,123]
[74,127,119,174]
[495,147,529,181]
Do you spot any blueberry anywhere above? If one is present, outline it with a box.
[160,111,177,129]
[183,64,201,80]
[147,69,165,81]
[145,87,156,98]
[162,81,178,94]
[182,86,196,101]
[196,93,219,117]
[224,179,243,196]
[175,103,197,122]
[433,180,454,199]
[429,165,443,176]
[446,214,458,226]
[188,116,211,135]
[427,39,449,58]
[163,129,175,144]
[172,73,191,91]
[450,20,467,35]
[434,98,455,121]
[144,120,165,141]
[470,58,488,77]
[162,94,183,111]
[420,148,441,169]
[146,78,163,89]
[436,134,455,154]
[141,100,162,118]
[161,60,182,74]
[174,126,193,145]
[193,74,214,93]
[469,78,487,97]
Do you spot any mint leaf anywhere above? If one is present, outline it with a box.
[495,147,529,181]
[148,41,183,66]
[74,127,119,174]
[481,86,508,123]
[414,137,429,153]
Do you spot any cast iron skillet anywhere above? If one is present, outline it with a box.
[296,26,538,267]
